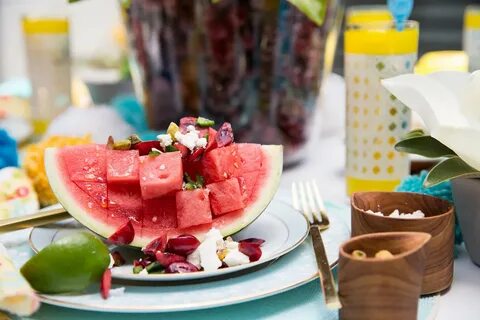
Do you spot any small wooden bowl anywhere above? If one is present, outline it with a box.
[351,192,454,294]
[338,232,431,320]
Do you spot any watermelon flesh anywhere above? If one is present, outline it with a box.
[139,152,183,199]
[45,142,283,247]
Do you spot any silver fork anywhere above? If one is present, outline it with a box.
[292,180,342,309]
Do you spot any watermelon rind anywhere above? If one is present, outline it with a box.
[45,145,283,247]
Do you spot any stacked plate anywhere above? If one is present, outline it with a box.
[28,199,351,313]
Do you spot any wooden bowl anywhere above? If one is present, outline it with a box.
[351,192,454,294]
[338,232,431,320]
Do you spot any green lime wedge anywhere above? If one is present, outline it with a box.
[21,232,110,294]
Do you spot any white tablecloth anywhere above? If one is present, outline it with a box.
[280,74,480,320]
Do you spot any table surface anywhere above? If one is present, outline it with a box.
[5,74,480,319]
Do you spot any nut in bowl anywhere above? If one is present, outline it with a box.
[351,191,454,294]
[338,231,431,320]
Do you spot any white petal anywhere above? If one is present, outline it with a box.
[382,74,468,131]
[432,126,480,171]
[427,71,471,103]
[459,71,480,125]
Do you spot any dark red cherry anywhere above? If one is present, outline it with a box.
[142,234,167,256]
[239,242,262,262]
[165,235,200,257]
[165,261,199,273]
[155,251,186,267]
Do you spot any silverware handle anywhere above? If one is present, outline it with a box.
[310,225,342,309]
[0,207,70,233]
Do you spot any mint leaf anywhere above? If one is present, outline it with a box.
[196,117,215,127]
[287,0,327,26]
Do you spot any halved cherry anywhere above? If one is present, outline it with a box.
[155,251,186,267]
[133,140,162,156]
[239,241,262,262]
[142,234,168,256]
[108,221,135,245]
[174,142,189,158]
[165,261,199,273]
[186,148,204,162]
[205,127,218,152]
[216,122,234,147]
[165,235,200,257]
[179,117,198,133]
[239,238,265,246]
[100,268,112,300]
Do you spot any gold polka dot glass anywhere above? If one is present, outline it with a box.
[345,21,419,195]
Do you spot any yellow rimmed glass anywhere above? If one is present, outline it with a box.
[463,5,480,71]
[344,21,419,195]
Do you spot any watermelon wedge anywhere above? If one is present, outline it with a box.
[45,122,283,248]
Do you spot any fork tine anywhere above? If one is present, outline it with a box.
[298,181,314,223]
[312,179,329,224]
[305,180,322,223]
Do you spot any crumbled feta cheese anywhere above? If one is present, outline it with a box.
[174,125,208,151]
[157,134,173,148]
[188,228,223,271]
[196,137,207,148]
[175,131,197,151]
[224,237,239,251]
[223,250,250,267]
[366,209,425,219]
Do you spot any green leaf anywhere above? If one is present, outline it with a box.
[165,145,178,153]
[287,0,327,26]
[133,265,143,274]
[196,175,205,188]
[424,156,480,187]
[185,182,197,190]
[403,129,426,139]
[395,135,455,158]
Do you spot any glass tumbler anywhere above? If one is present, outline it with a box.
[463,5,480,71]
[345,21,419,195]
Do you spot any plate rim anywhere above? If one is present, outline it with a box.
[29,200,310,281]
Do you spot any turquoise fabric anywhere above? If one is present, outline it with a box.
[0,129,18,168]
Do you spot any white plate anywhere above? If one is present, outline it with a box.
[28,201,350,313]
[30,200,309,281]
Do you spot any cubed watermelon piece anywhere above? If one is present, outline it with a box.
[142,196,177,229]
[176,189,212,229]
[207,178,245,216]
[62,144,106,182]
[74,181,108,208]
[107,184,143,226]
[238,172,259,203]
[139,152,183,199]
[201,144,241,183]
[106,150,139,184]
[237,143,262,173]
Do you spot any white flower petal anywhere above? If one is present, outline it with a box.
[459,71,480,125]
[427,71,471,103]
[382,74,468,131]
[432,126,480,171]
